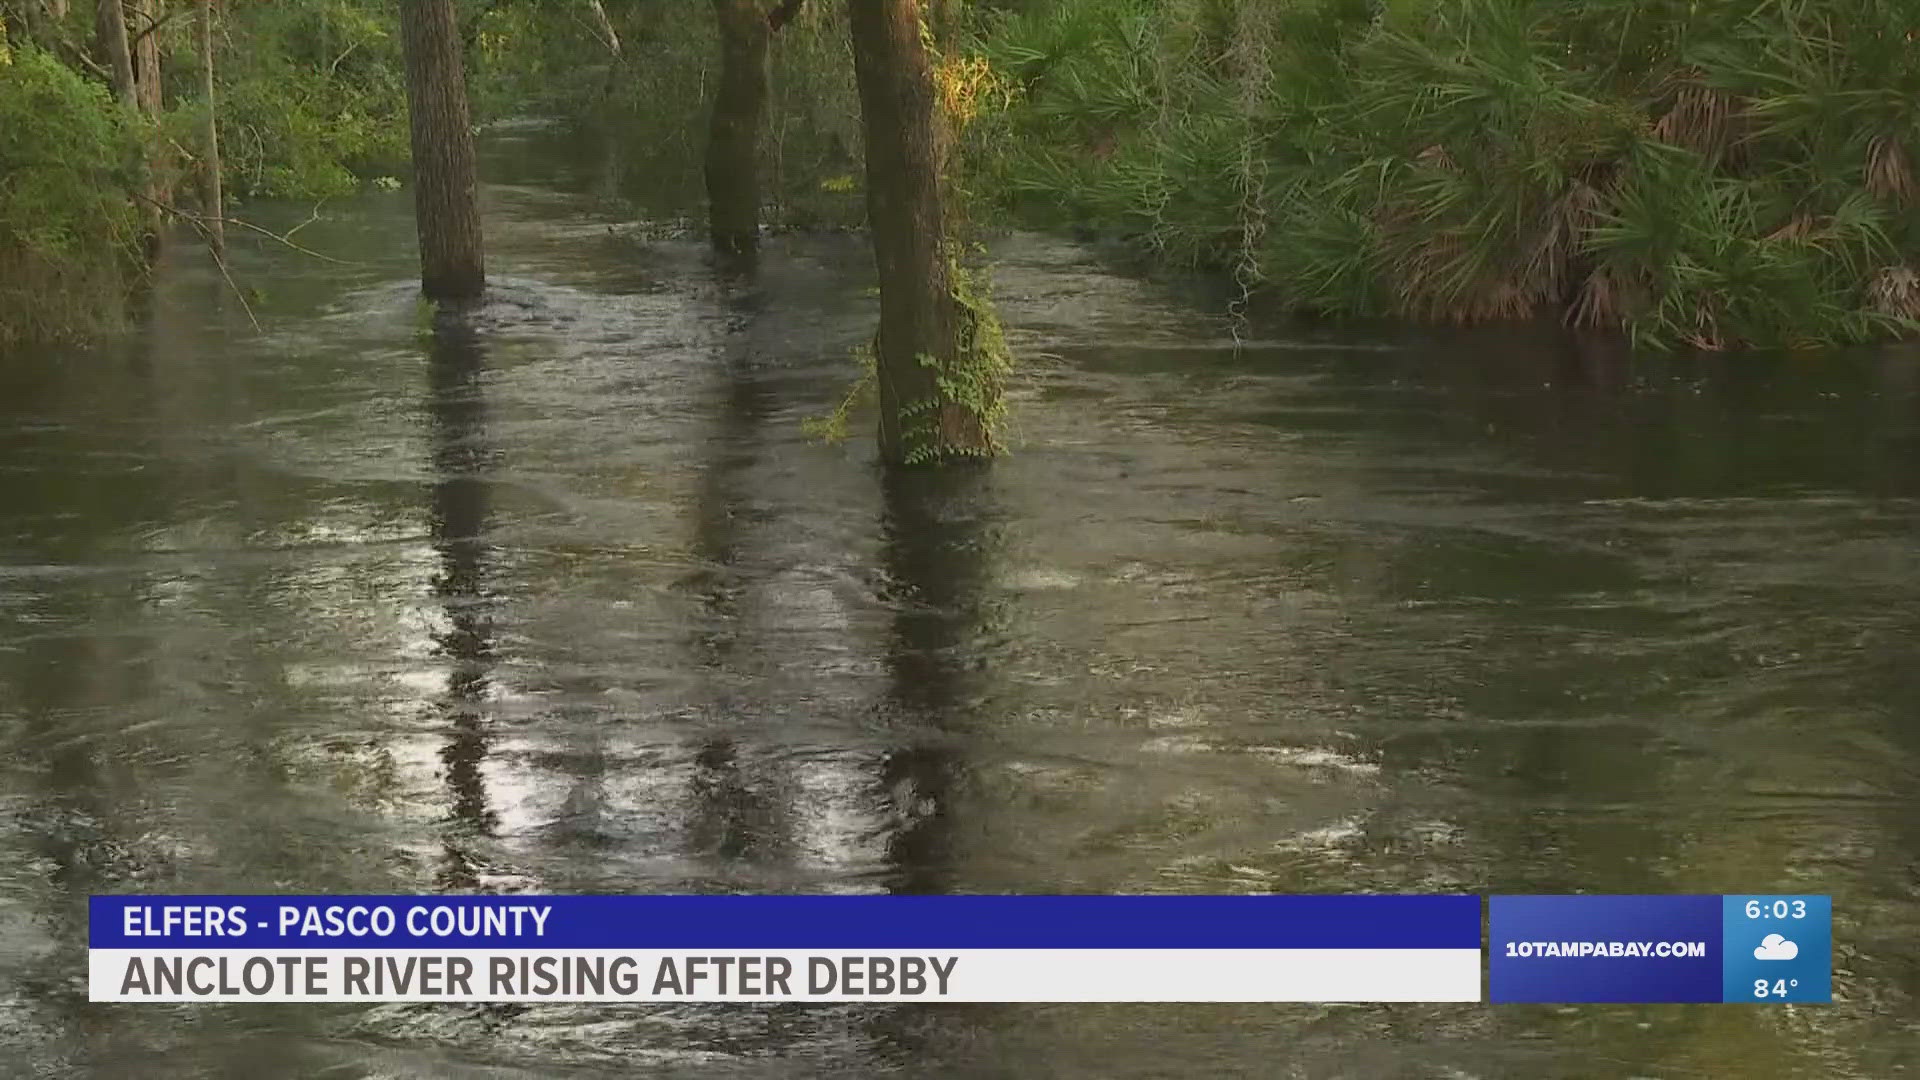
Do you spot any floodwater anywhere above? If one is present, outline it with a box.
[0,127,1916,1078]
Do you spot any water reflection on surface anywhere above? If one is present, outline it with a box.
[0,128,1916,1077]
[427,311,500,890]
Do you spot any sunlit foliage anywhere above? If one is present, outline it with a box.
[4,0,1915,350]
[971,0,1920,349]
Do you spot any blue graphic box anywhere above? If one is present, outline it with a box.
[1721,895,1831,1004]
[1490,895,1831,1003]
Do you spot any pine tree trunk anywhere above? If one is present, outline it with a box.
[196,0,221,255]
[131,0,160,115]
[399,0,485,302]
[706,0,771,259]
[132,1,166,238]
[96,0,135,107]
[97,0,163,253]
[848,0,992,464]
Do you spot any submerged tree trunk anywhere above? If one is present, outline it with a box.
[705,0,772,259]
[399,0,485,301]
[195,0,221,255]
[848,0,999,464]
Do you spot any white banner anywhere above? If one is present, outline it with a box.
[90,948,1480,1003]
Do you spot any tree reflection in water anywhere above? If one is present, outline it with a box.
[423,308,500,890]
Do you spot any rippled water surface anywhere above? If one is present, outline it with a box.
[1,130,1917,1078]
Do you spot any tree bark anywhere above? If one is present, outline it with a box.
[848,0,992,463]
[97,0,165,253]
[399,0,485,301]
[96,0,135,106]
[583,0,620,55]
[130,0,160,115]
[132,1,166,234]
[195,0,221,255]
[705,0,771,259]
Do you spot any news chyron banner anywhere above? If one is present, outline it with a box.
[1489,894,1832,1004]
[89,894,1832,1004]
[89,895,1483,1003]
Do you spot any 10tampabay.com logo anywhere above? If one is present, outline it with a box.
[1490,895,1832,1003]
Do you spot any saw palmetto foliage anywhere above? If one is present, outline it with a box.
[5,0,1915,351]
[970,0,1920,350]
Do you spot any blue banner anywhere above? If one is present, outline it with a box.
[1489,895,1832,1003]
[91,894,1482,950]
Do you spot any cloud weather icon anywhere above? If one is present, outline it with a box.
[1754,934,1799,961]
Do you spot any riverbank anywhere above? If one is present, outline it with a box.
[5,1,1918,355]
[965,0,1920,352]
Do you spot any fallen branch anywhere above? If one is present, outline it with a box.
[325,40,361,80]
[177,212,260,332]
[204,239,260,330]
[131,190,359,266]
[584,0,621,55]
[283,200,328,241]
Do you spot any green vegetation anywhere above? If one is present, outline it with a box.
[808,256,1013,463]
[1,0,416,344]
[3,0,1916,352]
[904,256,1012,464]
[0,38,145,346]
[968,0,1920,350]
[467,2,866,229]
[213,0,411,198]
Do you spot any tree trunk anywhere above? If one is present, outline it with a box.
[96,0,135,106]
[96,0,163,253]
[195,0,221,255]
[130,0,160,115]
[399,0,485,301]
[584,0,620,55]
[131,1,166,237]
[705,0,771,259]
[848,0,995,464]
[583,0,622,98]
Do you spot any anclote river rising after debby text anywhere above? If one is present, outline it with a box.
[0,126,1915,1078]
